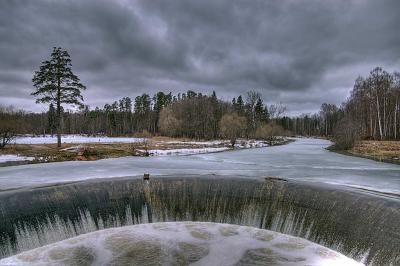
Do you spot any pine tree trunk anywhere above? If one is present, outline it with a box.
[57,76,62,147]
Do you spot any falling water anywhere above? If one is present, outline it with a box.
[0,176,399,265]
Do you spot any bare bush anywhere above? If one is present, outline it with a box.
[255,122,285,144]
[0,131,16,149]
[0,107,23,149]
[80,146,98,157]
[140,131,151,156]
[332,117,360,150]
[219,113,247,147]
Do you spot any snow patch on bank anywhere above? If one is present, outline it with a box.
[143,147,230,156]
[165,139,272,148]
[235,140,269,148]
[165,140,225,146]
[14,135,145,144]
[0,155,35,163]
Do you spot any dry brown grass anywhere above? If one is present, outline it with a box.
[349,140,400,162]
[0,138,228,164]
[150,136,190,142]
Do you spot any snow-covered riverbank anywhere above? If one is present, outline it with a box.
[0,155,34,163]
[143,147,230,156]
[13,135,145,144]
[0,135,289,164]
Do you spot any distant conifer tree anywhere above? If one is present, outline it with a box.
[32,47,86,147]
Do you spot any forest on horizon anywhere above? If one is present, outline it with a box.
[1,66,400,150]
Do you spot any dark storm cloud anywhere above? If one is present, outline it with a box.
[0,0,399,114]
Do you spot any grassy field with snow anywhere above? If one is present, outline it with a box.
[0,135,289,165]
[14,135,145,144]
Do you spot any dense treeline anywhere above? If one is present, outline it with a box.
[341,67,400,140]
[276,103,342,138]
[1,66,398,149]
[330,67,400,148]
[0,90,289,142]
[277,66,400,149]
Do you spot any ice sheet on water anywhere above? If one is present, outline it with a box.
[0,222,364,266]
[0,138,399,195]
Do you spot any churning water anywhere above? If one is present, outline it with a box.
[0,222,363,266]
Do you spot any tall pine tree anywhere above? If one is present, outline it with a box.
[32,47,86,147]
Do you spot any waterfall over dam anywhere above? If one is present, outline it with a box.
[0,176,399,265]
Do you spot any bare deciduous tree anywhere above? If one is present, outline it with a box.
[268,103,286,119]
[158,107,182,137]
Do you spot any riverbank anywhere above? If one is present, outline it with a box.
[329,140,400,165]
[0,136,290,166]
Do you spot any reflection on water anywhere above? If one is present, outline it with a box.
[0,176,399,265]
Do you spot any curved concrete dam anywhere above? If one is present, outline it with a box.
[0,176,399,265]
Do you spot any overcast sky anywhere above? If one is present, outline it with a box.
[1,0,399,115]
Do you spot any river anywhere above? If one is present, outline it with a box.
[0,138,399,195]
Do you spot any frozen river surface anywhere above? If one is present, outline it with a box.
[0,138,399,195]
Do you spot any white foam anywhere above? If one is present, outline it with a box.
[0,222,364,266]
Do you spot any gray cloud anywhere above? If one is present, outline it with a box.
[0,0,399,115]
